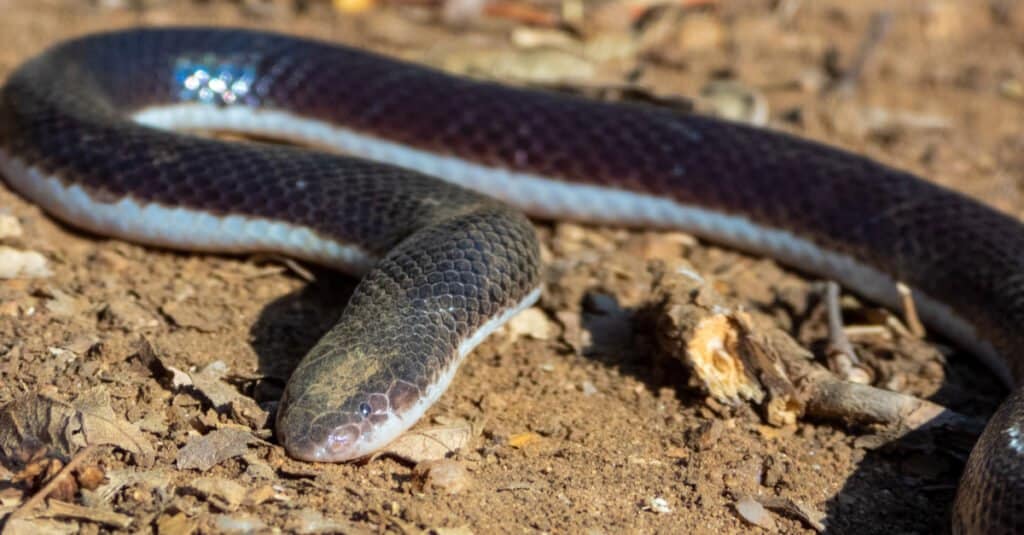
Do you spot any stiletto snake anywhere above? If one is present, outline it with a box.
[0,28,1019,533]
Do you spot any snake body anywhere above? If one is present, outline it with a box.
[0,28,1020,532]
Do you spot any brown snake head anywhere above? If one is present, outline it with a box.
[274,335,437,462]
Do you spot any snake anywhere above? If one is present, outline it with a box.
[0,27,1019,533]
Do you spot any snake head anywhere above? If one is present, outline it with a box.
[276,374,427,462]
[276,388,386,462]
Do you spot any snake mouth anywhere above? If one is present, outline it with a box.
[283,423,365,462]
[277,408,381,462]
[276,388,408,462]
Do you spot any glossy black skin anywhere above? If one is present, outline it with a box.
[0,28,1021,532]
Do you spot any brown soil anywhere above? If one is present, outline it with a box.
[1,1,1023,533]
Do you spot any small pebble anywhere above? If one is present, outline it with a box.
[643,496,672,514]
[505,307,553,341]
[0,246,51,278]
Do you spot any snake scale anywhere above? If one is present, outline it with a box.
[0,28,1020,533]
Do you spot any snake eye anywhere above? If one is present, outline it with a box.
[358,402,372,417]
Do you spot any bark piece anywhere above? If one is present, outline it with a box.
[648,261,803,426]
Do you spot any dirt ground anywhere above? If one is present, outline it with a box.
[0,0,1023,533]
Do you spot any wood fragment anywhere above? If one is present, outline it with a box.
[37,499,133,529]
[647,261,803,426]
[649,264,761,403]
[732,315,805,426]
[843,325,891,340]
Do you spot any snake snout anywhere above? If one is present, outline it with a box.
[278,413,367,462]
[277,388,404,462]
[317,424,363,461]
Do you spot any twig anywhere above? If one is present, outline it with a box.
[248,254,315,282]
[4,445,97,528]
[824,282,871,383]
[799,367,983,438]
[897,282,926,338]
[36,500,133,529]
[828,11,892,94]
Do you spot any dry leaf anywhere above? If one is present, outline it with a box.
[0,389,155,466]
[189,362,267,429]
[176,427,257,471]
[378,423,474,463]
[72,387,155,467]
[412,459,471,494]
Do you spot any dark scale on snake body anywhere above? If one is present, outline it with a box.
[0,27,1021,533]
